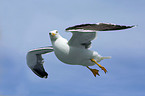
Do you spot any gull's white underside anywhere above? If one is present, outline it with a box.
[52,36,102,66]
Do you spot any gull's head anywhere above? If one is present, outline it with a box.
[49,30,60,41]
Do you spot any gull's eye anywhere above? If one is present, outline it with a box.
[56,31,58,33]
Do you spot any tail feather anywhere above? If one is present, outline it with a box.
[97,56,111,62]
[102,56,111,59]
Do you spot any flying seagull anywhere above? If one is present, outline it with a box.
[26,23,135,78]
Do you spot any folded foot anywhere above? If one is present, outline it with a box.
[91,59,107,73]
[86,66,100,77]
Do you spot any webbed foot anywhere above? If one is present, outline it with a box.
[86,66,100,77]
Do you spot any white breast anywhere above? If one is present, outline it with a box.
[52,37,102,66]
[52,37,70,63]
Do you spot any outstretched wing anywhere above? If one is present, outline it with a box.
[26,46,53,78]
[66,23,135,48]
[66,23,135,32]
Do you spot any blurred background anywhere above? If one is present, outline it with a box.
[0,0,145,96]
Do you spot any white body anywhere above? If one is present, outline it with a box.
[51,36,102,66]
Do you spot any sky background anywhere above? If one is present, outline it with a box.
[0,0,145,96]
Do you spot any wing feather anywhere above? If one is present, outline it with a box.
[66,23,135,32]
[68,32,96,48]
[26,46,53,78]
[66,23,135,48]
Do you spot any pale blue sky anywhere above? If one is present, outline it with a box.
[0,0,145,96]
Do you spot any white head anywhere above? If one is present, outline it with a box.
[49,30,60,41]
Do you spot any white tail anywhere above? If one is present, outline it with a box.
[97,56,111,62]
[102,56,112,59]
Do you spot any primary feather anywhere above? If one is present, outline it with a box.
[66,23,135,32]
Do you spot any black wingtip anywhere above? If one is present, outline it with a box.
[131,25,137,28]
[32,68,48,78]
[65,23,136,32]
[122,25,136,30]
[126,25,136,28]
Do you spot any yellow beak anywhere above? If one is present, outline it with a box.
[51,33,56,36]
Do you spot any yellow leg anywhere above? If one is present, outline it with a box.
[91,59,107,73]
[86,66,100,77]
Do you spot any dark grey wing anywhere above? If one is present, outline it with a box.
[26,46,53,78]
[66,23,135,48]
[66,23,135,32]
